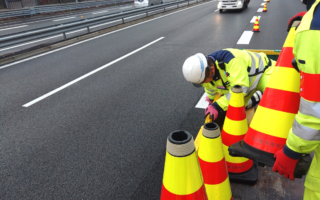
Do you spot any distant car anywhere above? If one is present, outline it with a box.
[217,0,250,12]
[134,0,163,8]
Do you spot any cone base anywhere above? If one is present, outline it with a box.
[228,162,258,184]
[253,30,260,32]
[228,141,313,179]
[228,141,275,167]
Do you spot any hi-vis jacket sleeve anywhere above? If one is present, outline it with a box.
[216,57,250,111]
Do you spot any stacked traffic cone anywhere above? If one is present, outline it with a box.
[263,3,267,12]
[198,122,232,200]
[161,130,208,199]
[228,26,301,167]
[221,86,257,184]
[253,16,260,32]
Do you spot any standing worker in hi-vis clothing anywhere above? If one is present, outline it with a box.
[273,0,320,199]
[182,48,276,127]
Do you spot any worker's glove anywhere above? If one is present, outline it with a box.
[205,102,222,120]
[272,145,302,181]
[205,96,213,105]
[246,90,263,109]
[287,12,306,32]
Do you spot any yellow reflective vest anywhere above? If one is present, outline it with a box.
[202,48,273,111]
[286,0,320,194]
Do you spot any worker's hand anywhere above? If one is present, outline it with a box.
[272,149,300,181]
[287,12,307,32]
[205,96,213,105]
[205,104,218,120]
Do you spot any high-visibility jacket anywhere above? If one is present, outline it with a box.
[202,48,274,111]
[285,0,320,197]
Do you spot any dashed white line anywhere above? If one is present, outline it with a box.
[257,8,263,12]
[250,16,261,23]
[53,17,76,21]
[22,37,164,107]
[261,3,265,5]
[0,1,211,70]
[237,31,254,44]
[214,9,219,12]
[0,25,28,31]
[120,6,131,9]
[195,93,209,109]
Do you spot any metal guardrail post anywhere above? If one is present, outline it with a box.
[146,11,148,16]
[87,26,90,33]
[122,17,124,23]
[63,32,67,40]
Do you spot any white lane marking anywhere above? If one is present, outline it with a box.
[22,37,164,107]
[0,35,62,52]
[92,10,109,14]
[67,28,88,34]
[257,8,263,12]
[237,31,254,44]
[90,19,122,28]
[53,17,76,21]
[250,16,261,23]
[195,93,209,109]
[214,9,219,12]
[0,25,28,31]
[0,1,212,70]
[261,3,265,5]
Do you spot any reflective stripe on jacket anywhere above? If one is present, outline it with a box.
[287,0,320,193]
[202,48,272,111]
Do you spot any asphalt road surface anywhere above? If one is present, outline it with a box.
[0,0,307,199]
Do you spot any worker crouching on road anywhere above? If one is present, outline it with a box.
[273,0,320,199]
[182,48,276,127]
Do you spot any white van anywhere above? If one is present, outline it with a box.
[134,0,163,8]
[217,0,250,12]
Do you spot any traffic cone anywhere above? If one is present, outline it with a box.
[161,130,208,200]
[267,0,270,3]
[253,16,260,32]
[195,94,222,152]
[228,26,301,167]
[263,3,267,12]
[221,86,258,184]
[198,122,232,200]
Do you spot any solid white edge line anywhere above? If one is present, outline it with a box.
[195,93,209,109]
[237,31,254,44]
[0,35,62,52]
[22,37,164,107]
[0,1,212,70]
[0,25,28,31]
[53,17,76,21]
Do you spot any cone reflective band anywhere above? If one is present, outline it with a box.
[253,17,260,32]
[161,130,208,200]
[221,86,257,184]
[263,3,267,12]
[198,122,232,200]
[229,25,301,167]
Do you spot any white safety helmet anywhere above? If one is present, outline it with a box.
[182,53,208,84]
